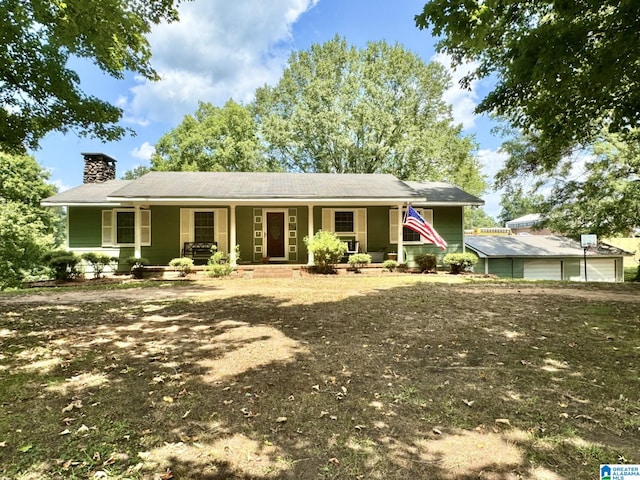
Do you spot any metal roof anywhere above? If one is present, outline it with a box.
[403,181,484,206]
[505,213,542,228]
[465,235,630,258]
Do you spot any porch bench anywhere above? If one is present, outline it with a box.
[182,241,216,260]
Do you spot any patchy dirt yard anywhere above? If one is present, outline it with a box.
[1,276,639,479]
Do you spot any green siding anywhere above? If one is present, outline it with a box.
[68,207,103,248]
[366,207,390,253]
[236,207,254,262]
[488,258,524,278]
[399,207,465,266]
[142,206,181,265]
[564,259,580,280]
[68,204,466,265]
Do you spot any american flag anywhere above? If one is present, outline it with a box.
[402,205,447,250]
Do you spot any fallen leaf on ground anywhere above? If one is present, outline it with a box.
[59,429,71,436]
[162,396,174,403]
[76,424,90,434]
[275,416,287,423]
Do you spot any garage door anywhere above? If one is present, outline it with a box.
[523,259,563,280]
[580,258,617,282]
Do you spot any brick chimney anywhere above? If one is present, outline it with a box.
[82,153,117,183]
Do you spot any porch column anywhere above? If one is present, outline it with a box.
[307,204,314,265]
[397,203,404,263]
[134,205,142,259]
[229,204,237,266]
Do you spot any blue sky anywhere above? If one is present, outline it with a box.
[31,0,507,216]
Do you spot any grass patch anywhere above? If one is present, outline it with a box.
[0,277,639,479]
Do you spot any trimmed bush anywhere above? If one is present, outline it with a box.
[43,250,81,281]
[348,253,371,273]
[382,259,397,272]
[415,253,438,273]
[169,257,194,277]
[81,252,118,279]
[304,230,348,274]
[125,257,150,279]
[442,252,478,274]
[205,245,234,278]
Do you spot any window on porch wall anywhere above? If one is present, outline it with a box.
[389,208,433,244]
[321,208,367,252]
[102,209,151,247]
[194,212,214,243]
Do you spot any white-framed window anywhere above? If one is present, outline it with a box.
[321,208,367,252]
[102,209,151,247]
[179,208,228,253]
[389,207,433,244]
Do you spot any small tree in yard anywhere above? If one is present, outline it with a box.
[81,252,118,279]
[348,253,371,273]
[443,252,478,275]
[304,231,348,274]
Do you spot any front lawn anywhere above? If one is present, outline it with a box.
[1,276,639,479]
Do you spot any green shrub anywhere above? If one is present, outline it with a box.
[81,252,118,278]
[125,257,150,279]
[205,245,234,278]
[169,257,194,277]
[396,262,409,273]
[43,250,81,280]
[348,253,371,273]
[382,259,397,271]
[415,253,438,273]
[442,252,478,274]
[304,230,348,274]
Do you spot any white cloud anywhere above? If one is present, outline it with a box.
[131,142,155,161]
[432,53,481,130]
[49,178,72,193]
[121,0,318,124]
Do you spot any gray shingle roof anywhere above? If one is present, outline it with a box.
[108,172,424,200]
[465,235,630,258]
[403,181,484,206]
[42,172,486,206]
[41,180,132,205]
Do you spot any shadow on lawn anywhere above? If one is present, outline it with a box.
[1,282,639,479]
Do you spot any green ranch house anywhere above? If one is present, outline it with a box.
[42,153,484,267]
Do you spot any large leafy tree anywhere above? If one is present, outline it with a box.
[465,208,498,230]
[0,152,61,288]
[150,100,273,172]
[497,186,545,226]
[416,1,640,168]
[0,0,182,153]
[253,36,486,194]
[539,132,640,238]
